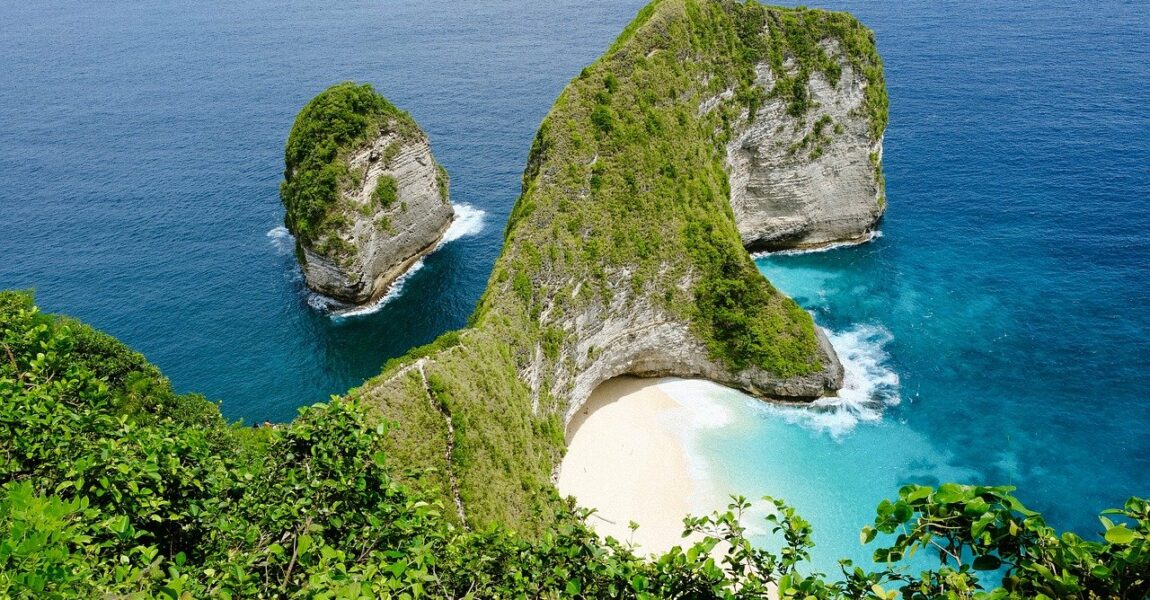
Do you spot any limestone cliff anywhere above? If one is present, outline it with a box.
[281,82,453,305]
[727,41,886,250]
[346,0,888,533]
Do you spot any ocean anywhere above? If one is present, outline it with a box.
[2,0,1146,572]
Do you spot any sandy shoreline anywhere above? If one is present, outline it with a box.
[557,376,699,555]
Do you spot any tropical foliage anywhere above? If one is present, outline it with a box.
[286,0,887,535]
[2,291,1147,598]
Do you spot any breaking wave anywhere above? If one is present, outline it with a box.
[753,324,900,438]
[266,226,294,255]
[439,203,486,245]
[325,258,427,321]
[271,203,485,318]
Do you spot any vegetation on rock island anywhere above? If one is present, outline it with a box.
[280,82,421,250]
[2,290,1147,598]
[6,0,1143,598]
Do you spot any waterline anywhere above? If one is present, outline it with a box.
[750,230,883,259]
[266,203,488,320]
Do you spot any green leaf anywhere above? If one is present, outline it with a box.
[296,533,313,556]
[1105,526,1136,545]
[904,485,933,503]
[891,501,912,524]
[964,497,991,516]
[935,483,969,504]
[971,512,996,538]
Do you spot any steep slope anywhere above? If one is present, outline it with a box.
[726,8,887,250]
[352,0,888,533]
[281,82,454,305]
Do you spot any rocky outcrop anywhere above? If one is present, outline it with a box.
[727,41,885,251]
[280,82,454,306]
[350,0,887,531]
[553,266,843,425]
[299,132,453,305]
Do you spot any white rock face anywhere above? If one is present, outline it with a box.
[550,267,844,424]
[519,262,843,425]
[727,41,885,250]
[540,45,887,420]
[300,128,453,305]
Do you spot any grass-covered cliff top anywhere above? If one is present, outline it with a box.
[5,3,1149,597]
[280,82,423,248]
[485,0,891,378]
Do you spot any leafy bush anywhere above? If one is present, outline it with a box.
[373,174,399,208]
[2,292,1147,598]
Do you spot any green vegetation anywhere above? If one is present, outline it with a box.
[3,291,1148,597]
[489,0,888,377]
[792,114,836,159]
[381,139,403,167]
[373,174,399,208]
[752,6,888,136]
[435,163,450,202]
[279,82,421,248]
[341,0,895,531]
[0,1,932,596]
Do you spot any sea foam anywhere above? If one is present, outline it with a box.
[750,324,900,438]
[266,226,294,255]
[330,204,486,319]
[327,258,426,320]
[658,378,735,430]
[270,204,487,318]
[656,324,899,439]
[439,203,486,245]
[330,204,487,318]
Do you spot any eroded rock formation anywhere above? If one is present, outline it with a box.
[727,40,885,251]
[281,82,453,306]
[299,132,453,305]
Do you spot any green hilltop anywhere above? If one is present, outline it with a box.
[356,0,888,531]
[280,82,425,253]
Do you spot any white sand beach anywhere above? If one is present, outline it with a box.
[557,376,699,555]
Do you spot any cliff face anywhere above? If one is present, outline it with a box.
[281,83,453,306]
[551,267,843,425]
[728,39,885,250]
[349,0,887,533]
[299,132,453,304]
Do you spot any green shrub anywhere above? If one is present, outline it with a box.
[373,174,399,208]
[2,293,1147,598]
[591,104,614,133]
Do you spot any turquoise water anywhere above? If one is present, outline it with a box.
[2,0,1148,571]
[679,0,1150,570]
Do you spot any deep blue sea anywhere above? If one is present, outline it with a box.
[2,0,1147,572]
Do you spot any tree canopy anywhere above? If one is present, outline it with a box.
[1,290,1147,598]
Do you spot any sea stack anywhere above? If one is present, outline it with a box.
[280,82,453,305]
